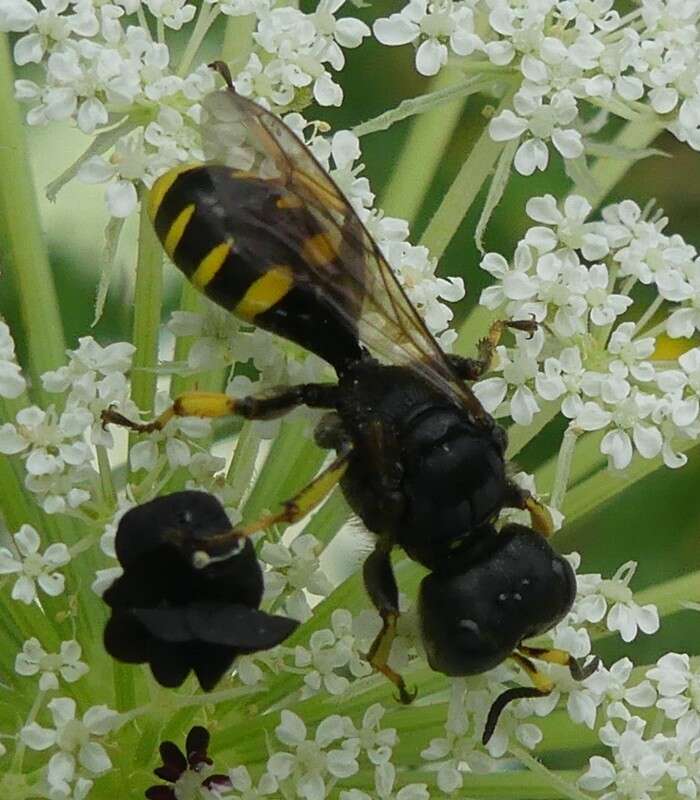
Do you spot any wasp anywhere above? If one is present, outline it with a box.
[103,61,598,743]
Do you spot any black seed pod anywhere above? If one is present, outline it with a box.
[103,491,298,690]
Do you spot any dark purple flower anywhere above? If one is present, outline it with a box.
[103,491,299,690]
[145,726,231,799]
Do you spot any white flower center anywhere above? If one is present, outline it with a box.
[421,12,455,38]
[296,741,326,773]
[57,719,89,752]
[39,653,63,671]
[586,287,608,307]
[23,553,46,578]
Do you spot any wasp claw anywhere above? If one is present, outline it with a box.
[506,318,539,339]
[570,655,601,681]
[396,683,418,705]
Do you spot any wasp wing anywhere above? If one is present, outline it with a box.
[202,86,490,423]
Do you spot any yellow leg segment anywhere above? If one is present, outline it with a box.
[102,392,237,433]
[518,645,600,681]
[476,318,539,374]
[190,453,350,568]
[525,496,555,537]
[366,611,416,705]
[512,652,554,693]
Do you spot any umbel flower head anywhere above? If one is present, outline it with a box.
[103,491,299,690]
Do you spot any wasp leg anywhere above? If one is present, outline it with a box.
[448,318,539,380]
[483,647,601,743]
[483,652,552,744]
[101,383,341,433]
[190,451,351,567]
[504,481,555,537]
[518,645,601,681]
[363,546,416,704]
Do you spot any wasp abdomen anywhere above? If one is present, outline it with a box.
[147,164,361,371]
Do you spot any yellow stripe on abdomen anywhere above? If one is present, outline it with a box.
[192,241,232,289]
[147,163,201,222]
[234,266,294,321]
[164,204,196,258]
[301,233,338,267]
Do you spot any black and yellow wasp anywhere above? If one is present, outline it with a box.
[104,62,598,743]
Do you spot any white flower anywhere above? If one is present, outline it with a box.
[473,328,544,425]
[585,264,633,326]
[262,534,333,621]
[225,765,278,799]
[647,653,700,722]
[374,0,483,77]
[340,763,429,800]
[0,320,27,398]
[15,639,89,690]
[574,561,659,643]
[21,698,119,787]
[525,194,609,261]
[0,525,70,604]
[582,658,657,722]
[579,717,668,799]
[268,711,359,800]
[489,89,583,176]
[145,0,196,30]
[343,704,397,766]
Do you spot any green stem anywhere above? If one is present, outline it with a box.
[221,13,257,71]
[378,69,473,225]
[627,571,700,617]
[584,117,665,210]
[177,4,219,77]
[0,35,66,398]
[509,744,593,800]
[96,445,117,509]
[634,294,665,335]
[226,421,263,508]
[130,201,163,417]
[11,690,45,772]
[550,425,581,512]
[419,86,516,260]
[354,74,492,139]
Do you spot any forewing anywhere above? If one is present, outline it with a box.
[202,87,489,420]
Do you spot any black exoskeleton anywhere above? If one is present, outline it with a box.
[102,63,599,745]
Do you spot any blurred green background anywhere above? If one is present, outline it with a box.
[2,2,699,704]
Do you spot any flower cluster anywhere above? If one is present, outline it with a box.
[476,194,700,470]
[374,0,700,174]
[0,338,137,514]
[1,0,698,797]
[0,0,369,217]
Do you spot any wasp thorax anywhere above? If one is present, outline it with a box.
[417,523,576,677]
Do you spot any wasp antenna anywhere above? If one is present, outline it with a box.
[483,686,545,745]
[209,60,234,88]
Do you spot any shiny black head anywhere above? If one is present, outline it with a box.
[103,491,298,690]
[418,524,576,677]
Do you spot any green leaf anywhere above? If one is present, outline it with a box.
[474,139,518,254]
